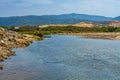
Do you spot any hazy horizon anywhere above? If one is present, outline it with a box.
[0,13,115,18]
[0,0,120,17]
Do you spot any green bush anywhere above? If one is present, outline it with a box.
[34,32,43,37]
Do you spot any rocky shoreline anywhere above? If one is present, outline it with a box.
[0,27,42,69]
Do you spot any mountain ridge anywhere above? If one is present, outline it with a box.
[113,16,120,20]
[0,13,117,27]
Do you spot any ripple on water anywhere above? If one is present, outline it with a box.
[0,35,120,80]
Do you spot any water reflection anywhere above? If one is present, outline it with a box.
[44,35,52,38]
[0,65,3,70]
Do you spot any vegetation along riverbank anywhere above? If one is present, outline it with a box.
[11,25,120,40]
[1,24,120,69]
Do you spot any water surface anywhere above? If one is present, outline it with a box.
[0,35,120,80]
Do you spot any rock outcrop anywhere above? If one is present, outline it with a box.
[0,27,40,62]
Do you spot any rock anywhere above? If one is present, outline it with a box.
[3,56,8,59]
[0,27,40,62]
[0,27,5,32]
[0,57,5,62]
[1,40,4,43]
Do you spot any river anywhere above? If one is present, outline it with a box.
[0,35,120,80]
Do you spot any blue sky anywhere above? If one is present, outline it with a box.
[0,0,120,17]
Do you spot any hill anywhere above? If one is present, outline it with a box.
[113,16,120,20]
[0,13,112,27]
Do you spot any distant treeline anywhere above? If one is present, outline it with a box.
[41,26,120,33]
[3,25,120,34]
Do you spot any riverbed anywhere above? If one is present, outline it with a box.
[0,35,120,80]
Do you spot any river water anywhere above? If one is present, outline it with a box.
[0,35,120,80]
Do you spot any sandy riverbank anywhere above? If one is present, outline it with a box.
[58,32,120,40]
[0,27,42,69]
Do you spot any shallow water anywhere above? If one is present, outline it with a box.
[0,35,120,80]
